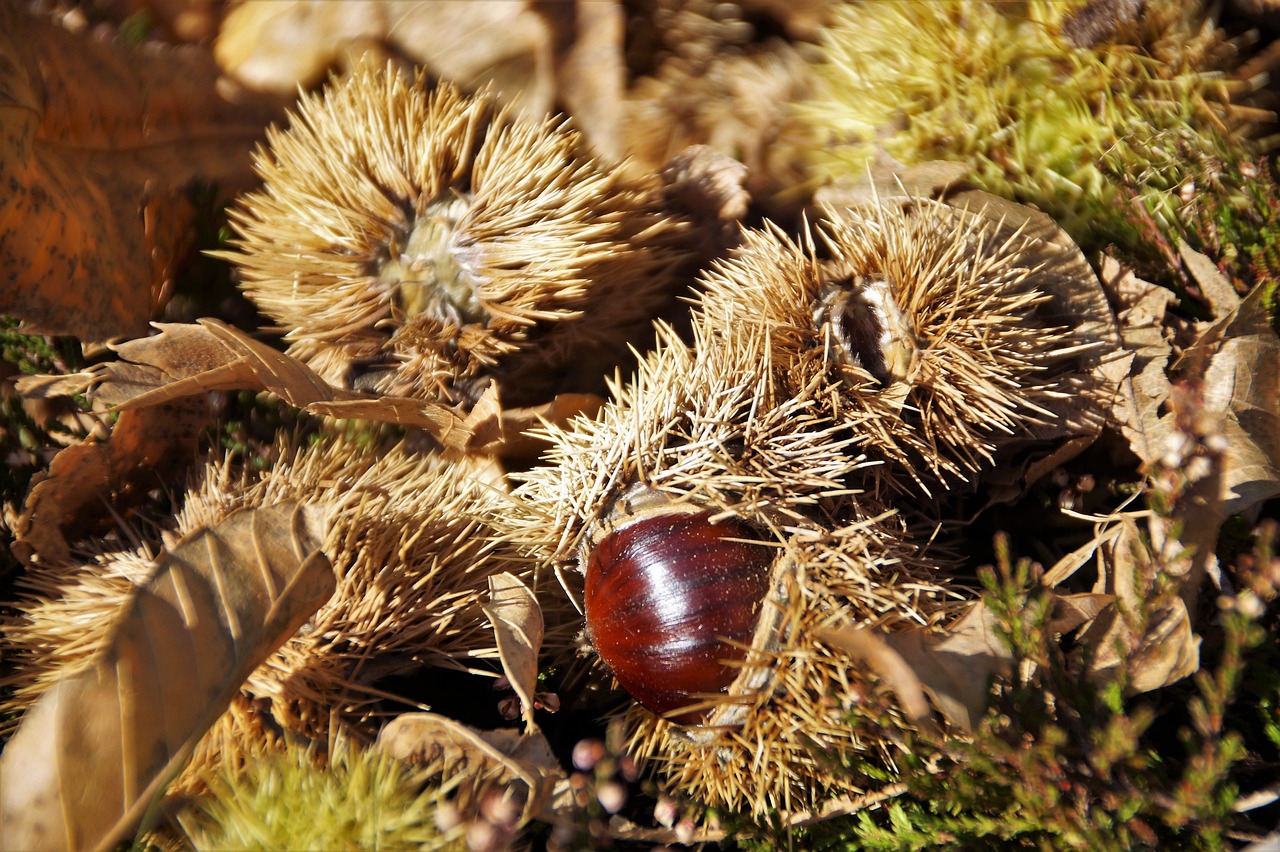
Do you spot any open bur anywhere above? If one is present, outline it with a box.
[495,317,966,818]
[697,196,1112,493]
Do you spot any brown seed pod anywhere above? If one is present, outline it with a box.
[583,494,775,725]
[221,64,692,409]
[696,198,1098,491]
[494,315,962,816]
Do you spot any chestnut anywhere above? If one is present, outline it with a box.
[583,510,774,725]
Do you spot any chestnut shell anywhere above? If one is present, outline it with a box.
[584,511,773,724]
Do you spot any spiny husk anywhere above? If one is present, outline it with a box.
[494,316,966,817]
[175,733,458,851]
[621,0,817,208]
[222,64,692,408]
[803,0,1265,253]
[0,433,533,741]
[696,199,1085,491]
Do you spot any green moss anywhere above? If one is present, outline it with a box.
[804,1,1260,262]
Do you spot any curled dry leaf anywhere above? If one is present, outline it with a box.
[482,573,545,732]
[1178,257,1280,520]
[1105,246,1280,522]
[820,592,1112,733]
[377,712,564,830]
[531,0,627,162]
[0,4,280,341]
[17,319,495,453]
[12,400,209,566]
[0,502,335,852]
[1048,514,1203,693]
[1097,255,1178,467]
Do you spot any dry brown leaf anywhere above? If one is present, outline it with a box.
[1097,256,1178,467]
[531,0,627,161]
[1074,515,1203,692]
[0,5,280,341]
[497,393,605,459]
[1179,239,1243,319]
[0,502,335,852]
[377,712,564,828]
[1041,519,1127,589]
[1180,266,1280,520]
[1085,595,1201,695]
[17,320,499,453]
[12,400,210,566]
[816,624,937,732]
[217,1,555,121]
[482,573,545,733]
[822,592,1111,733]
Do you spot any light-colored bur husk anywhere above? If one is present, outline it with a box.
[802,0,1269,253]
[494,316,968,817]
[621,0,818,210]
[696,199,1091,491]
[221,64,691,409]
[0,433,532,746]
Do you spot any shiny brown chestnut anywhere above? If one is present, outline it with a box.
[583,510,774,725]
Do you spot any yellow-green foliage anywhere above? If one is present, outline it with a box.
[805,0,1250,252]
[180,743,458,851]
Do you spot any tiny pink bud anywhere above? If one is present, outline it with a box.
[596,780,627,813]
[573,738,606,771]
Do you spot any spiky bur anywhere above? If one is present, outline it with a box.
[492,316,969,817]
[220,64,691,409]
[175,736,458,850]
[802,0,1267,259]
[696,200,1082,491]
[0,431,534,745]
[621,0,817,210]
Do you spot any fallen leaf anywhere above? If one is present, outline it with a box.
[821,592,1111,732]
[0,5,280,341]
[12,400,209,566]
[377,712,564,828]
[1073,514,1204,693]
[1180,267,1280,520]
[1083,594,1201,695]
[0,502,335,852]
[531,0,626,161]
[1179,239,1242,319]
[1097,256,1178,467]
[217,1,554,122]
[17,320,493,453]
[815,624,937,733]
[482,573,545,733]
